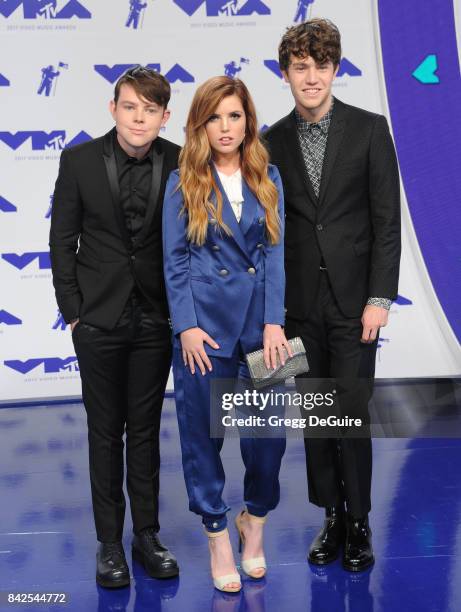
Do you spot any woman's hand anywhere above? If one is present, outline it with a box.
[263,324,293,370]
[180,327,219,375]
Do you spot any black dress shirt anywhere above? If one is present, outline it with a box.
[114,134,153,244]
[113,134,164,320]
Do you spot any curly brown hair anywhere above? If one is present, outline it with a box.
[278,19,341,72]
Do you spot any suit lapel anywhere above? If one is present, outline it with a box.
[284,111,319,209]
[137,142,164,244]
[318,99,348,208]
[102,130,131,248]
[212,167,251,261]
[239,179,257,236]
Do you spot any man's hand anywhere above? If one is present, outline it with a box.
[180,327,219,375]
[361,305,388,343]
[70,318,79,332]
[263,324,293,370]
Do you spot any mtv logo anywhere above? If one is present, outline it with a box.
[4,357,79,374]
[2,252,51,270]
[0,0,91,19]
[395,294,413,306]
[0,310,22,325]
[337,58,362,77]
[0,73,10,86]
[0,130,92,151]
[0,196,17,212]
[94,63,194,84]
[173,0,270,17]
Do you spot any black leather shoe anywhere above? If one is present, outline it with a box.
[132,528,179,579]
[308,506,345,565]
[343,516,375,572]
[96,542,130,588]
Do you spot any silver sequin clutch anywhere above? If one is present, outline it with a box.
[245,337,309,389]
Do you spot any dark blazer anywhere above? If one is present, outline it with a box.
[264,98,401,320]
[162,165,285,358]
[49,128,180,329]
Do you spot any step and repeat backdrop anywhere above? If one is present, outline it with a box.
[0,0,460,402]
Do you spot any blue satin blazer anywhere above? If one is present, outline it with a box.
[162,164,285,358]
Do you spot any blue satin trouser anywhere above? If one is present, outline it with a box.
[172,345,286,533]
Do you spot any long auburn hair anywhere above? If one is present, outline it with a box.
[178,76,280,246]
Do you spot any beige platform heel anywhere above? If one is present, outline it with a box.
[205,528,242,593]
[235,510,267,579]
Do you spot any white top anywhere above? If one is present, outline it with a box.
[217,168,244,222]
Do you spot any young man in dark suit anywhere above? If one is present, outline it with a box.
[50,66,180,587]
[264,20,401,571]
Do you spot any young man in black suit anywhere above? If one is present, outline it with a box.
[50,66,180,587]
[264,20,401,571]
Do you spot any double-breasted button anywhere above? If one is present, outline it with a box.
[130,255,136,261]
[209,218,217,225]
[212,245,220,251]
[316,224,323,231]
[256,243,263,249]
[258,216,264,225]
[219,268,229,276]
[247,267,256,275]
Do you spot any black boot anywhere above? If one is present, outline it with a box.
[132,528,179,579]
[343,516,374,572]
[96,542,130,588]
[308,506,345,565]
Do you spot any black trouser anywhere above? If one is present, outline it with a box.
[72,293,172,542]
[286,271,377,518]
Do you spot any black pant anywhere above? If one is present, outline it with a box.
[72,293,172,542]
[286,271,377,518]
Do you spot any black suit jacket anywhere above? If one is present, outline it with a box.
[264,98,401,320]
[49,128,180,329]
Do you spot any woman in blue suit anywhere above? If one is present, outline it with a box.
[163,76,290,593]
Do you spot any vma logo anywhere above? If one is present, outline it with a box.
[94,64,195,84]
[2,252,51,270]
[224,57,249,78]
[0,1,91,19]
[173,0,270,17]
[37,62,68,97]
[0,310,22,325]
[0,196,17,213]
[0,130,92,151]
[126,0,148,30]
[293,0,314,23]
[263,58,362,79]
[4,357,79,374]
[0,73,10,86]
